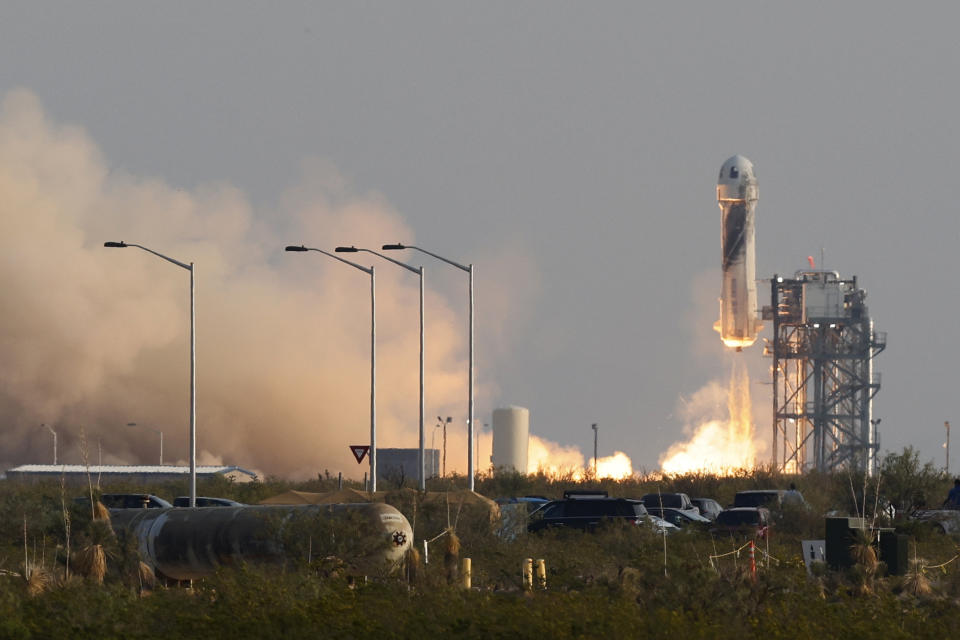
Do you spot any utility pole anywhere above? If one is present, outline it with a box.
[40,423,57,466]
[946,421,951,474]
[591,423,598,477]
[442,416,451,478]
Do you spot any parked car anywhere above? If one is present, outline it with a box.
[641,492,698,513]
[528,494,675,534]
[646,514,681,535]
[733,490,786,509]
[495,495,551,514]
[910,506,960,535]
[173,496,244,507]
[710,507,771,539]
[646,506,712,529]
[691,497,723,521]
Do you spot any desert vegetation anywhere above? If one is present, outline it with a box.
[1,448,960,638]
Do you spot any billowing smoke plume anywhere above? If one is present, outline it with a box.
[0,89,537,479]
[656,269,769,474]
[659,359,759,474]
[528,435,633,480]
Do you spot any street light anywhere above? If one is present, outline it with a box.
[105,240,196,507]
[127,422,163,466]
[383,243,475,490]
[437,415,452,477]
[337,245,426,491]
[285,244,378,492]
[40,423,57,465]
[946,421,951,474]
[431,420,442,460]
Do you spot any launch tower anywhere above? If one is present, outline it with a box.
[764,271,885,474]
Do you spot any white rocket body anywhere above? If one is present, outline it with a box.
[715,155,761,350]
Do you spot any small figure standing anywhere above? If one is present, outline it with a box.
[783,482,804,505]
[946,479,960,509]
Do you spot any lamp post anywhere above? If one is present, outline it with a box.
[285,245,378,492]
[127,422,163,466]
[431,420,442,459]
[105,241,196,507]
[946,421,951,474]
[40,423,57,465]
[437,415,452,477]
[337,246,426,491]
[591,423,598,477]
[383,243,475,490]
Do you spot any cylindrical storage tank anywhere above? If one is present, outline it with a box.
[492,406,530,473]
[111,503,412,581]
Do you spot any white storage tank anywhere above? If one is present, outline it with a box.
[492,406,529,473]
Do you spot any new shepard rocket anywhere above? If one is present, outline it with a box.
[714,155,762,350]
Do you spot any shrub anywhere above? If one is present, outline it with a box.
[880,447,947,516]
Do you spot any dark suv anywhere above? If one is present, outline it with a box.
[691,497,723,521]
[528,491,649,533]
[641,492,697,513]
[710,507,771,539]
[733,489,806,514]
[733,490,785,509]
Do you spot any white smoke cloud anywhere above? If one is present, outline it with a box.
[526,435,632,480]
[0,89,540,479]
[658,365,757,474]
[657,268,770,474]
[527,435,586,475]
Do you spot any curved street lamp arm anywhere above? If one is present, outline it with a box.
[339,246,420,275]
[385,244,469,272]
[105,241,191,270]
[287,245,372,274]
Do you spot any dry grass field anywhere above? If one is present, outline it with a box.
[1,448,959,638]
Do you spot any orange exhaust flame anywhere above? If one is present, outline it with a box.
[527,435,633,480]
[591,451,633,480]
[659,360,757,475]
[721,336,758,350]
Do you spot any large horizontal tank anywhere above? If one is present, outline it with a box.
[492,406,530,473]
[111,503,411,581]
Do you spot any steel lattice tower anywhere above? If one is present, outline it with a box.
[764,271,886,474]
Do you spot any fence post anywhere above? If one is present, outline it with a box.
[749,540,756,581]
[461,558,471,589]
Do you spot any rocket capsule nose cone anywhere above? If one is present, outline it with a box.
[717,154,758,203]
[718,155,755,185]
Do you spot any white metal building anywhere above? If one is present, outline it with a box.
[4,464,259,484]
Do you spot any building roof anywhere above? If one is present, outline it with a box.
[5,464,258,480]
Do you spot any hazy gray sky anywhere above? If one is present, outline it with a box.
[1,3,958,475]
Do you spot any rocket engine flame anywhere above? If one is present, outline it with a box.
[659,360,758,475]
[720,336,759,350]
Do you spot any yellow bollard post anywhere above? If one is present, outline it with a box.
[536,558,546,589]
[523,558,533,590]
[461,557,472,590]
